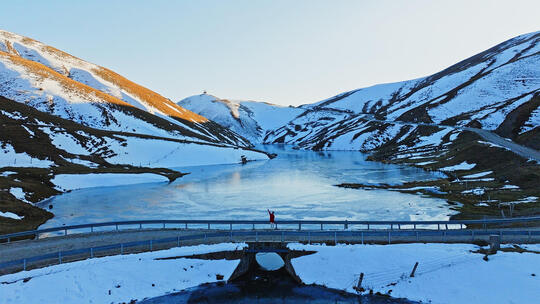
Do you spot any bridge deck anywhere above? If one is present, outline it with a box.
[1,227,539,274]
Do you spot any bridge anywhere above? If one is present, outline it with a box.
[1,217,539,275]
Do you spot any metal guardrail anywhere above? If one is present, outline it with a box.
[1,229,539,273]
[1,216,540,243]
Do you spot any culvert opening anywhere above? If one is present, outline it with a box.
[255,252,285,271]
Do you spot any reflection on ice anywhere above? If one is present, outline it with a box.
[38,145,455,228]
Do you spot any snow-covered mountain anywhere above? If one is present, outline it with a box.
[265,31,540,152]
[178,93,304,142]
[0,30,251,147]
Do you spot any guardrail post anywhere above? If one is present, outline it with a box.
[177,236,180,247]
[256,231,258,242]
[308,231,311,244]
[367,224,370,230]
[388,231,391,244]
[185,223,187,229]
[23,259,26,271]
[334,231,337,245]
[90,248,94,258]
[204,233,207,241]
[139,223,142,229]
[471,230,475,242]
[345,220,348,230]
[36,232,39,240]
[163,223,165,229]
[299,223,301,231]
[64,228,67,236]
[437,224,440,230]
[209,223,211,230]
[398,224,401,230]
[252,223,255,230]
[150,240,153,251]
[460,224,463,229]
[529,231,531,243]
[361,232,364,245]
[7,237,10,243]
[390,224,393,230]
[58,252,62,264]
[416,231,419,242]
[90,226,93,233]
[445,224,448,230]
[121,244,124,255]
[229,231,232,242]
[281,231,284,243]
[229,223,232,231]
[115,224,118,231]
[413,224,416,230]
[321,223,323,230]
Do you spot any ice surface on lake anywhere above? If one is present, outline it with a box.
[39,145,455,228]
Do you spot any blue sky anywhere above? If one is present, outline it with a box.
[1,0,539,106]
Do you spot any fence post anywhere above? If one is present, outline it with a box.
[139,223,142,229]
[90,226,94,233]
[361,232,364,245]
[90,248,94,258]
[58,252,62,264]
[150,240,153,251]
[353,273,364,293]
[163,223,165,229]
[471,230,475,242]
[64,229,67,236]
[116,224,118,231]
[416,231,419,241]
[230,223,232,231]
[256,231,258,242]
[410,262,419,277]
[204,233,207,241]
[308,231,311,244]
[299,223,301,231]
[23,259,26,271]
[209,223,211,230]
[320,223,323,230]
[177,236,180,247]
[281,231,284,243]
[334,231,337,245]
[388,231,391,244]
[529,231,531,243]
[121,244,124,255]
[230,231,232,242]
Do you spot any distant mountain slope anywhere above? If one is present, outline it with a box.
[266,31,540,152]
[178,93,303,142]
[0,95,268,234]
[0,30,250,147]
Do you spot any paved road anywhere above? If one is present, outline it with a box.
[464,127,540,161]
[2,228,539,266]
[361,114,540,161]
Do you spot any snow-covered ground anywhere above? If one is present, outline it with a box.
[0,243,246,304]
[289,243,540,304]
[0,211,23,220]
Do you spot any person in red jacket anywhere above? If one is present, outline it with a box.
[267,209,275,229]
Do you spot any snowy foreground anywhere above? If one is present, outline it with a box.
[289,243,540,304]
[1,242,538,304]
[0,243,246,304]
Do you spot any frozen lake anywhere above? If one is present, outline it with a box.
[39,145,455,228]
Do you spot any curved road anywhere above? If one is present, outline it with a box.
[361,114,540,161]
